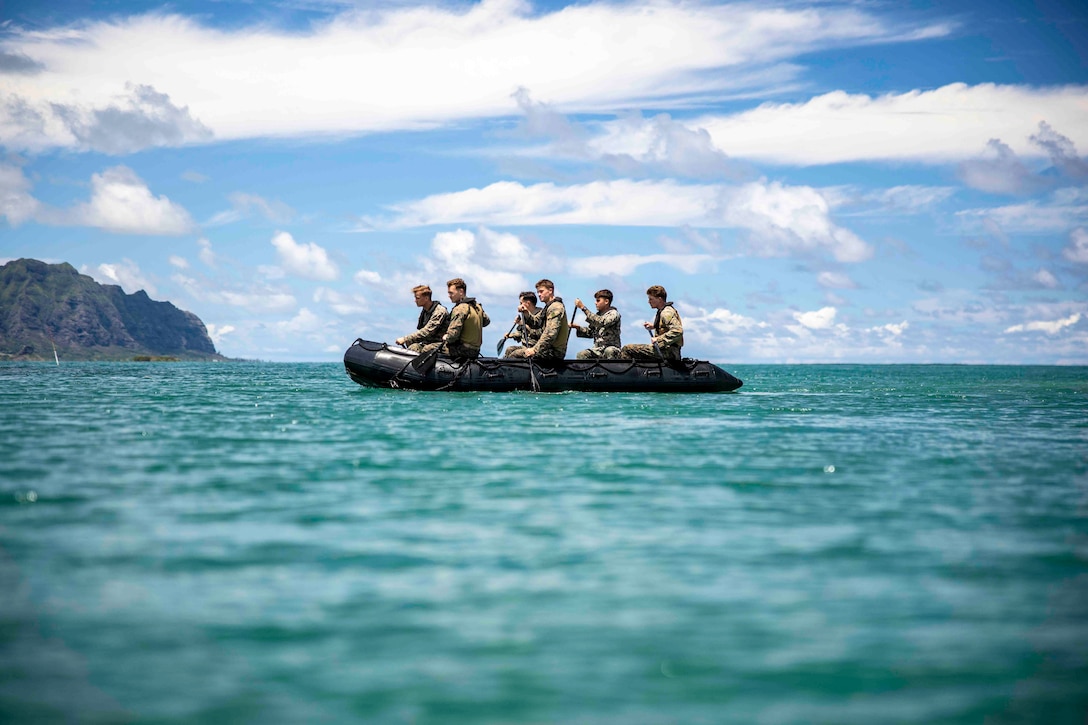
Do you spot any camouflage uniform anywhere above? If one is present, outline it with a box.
[432,297,490,360]
[505,298,569,361]
[401,301,449,352]
[621,303,684,361]
[574,306,622,360]
[502,307,543,358]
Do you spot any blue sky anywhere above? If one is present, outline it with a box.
[1,0,1086,363]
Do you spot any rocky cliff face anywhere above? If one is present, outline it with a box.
[0,258,222,361]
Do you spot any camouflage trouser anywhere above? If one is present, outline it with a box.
[445,342,480,361]
[406,342,429,353]
[417,341,479,360]
[620,343,680,361]
[505,346,563,361]
[576,345,621,360]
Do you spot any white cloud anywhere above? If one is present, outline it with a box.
[794,306,838,330]
[207,192,294,226]
[353,268,383,285]
[1064,227,1088,263]
[1,163,192,234]
[724,182,872,262]
[0,3,950,150]
[867,321,909,336]
[690,84,1088,165]
[172,272,297,314]
[817,271,857,289]
[426,228,535,297]
[84,258,156,295]
[382,179,870,262]
[0,163,40,225]
[168,255,189,269]
[1005,313,1081,334]
[197,238,216,267]
[271,231,339,281]
[958,187,1088,234]
[1032,268,1059,289]
[71,166,194,235]
[314,287,368,317]
[569,253,714,277]
[685,306,768,336]
[205,323,234,346]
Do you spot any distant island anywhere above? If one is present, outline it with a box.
[0,258,226,362]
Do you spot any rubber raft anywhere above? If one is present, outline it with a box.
[343,338,743,393]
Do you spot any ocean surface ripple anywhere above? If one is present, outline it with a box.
[1,362,1086,723]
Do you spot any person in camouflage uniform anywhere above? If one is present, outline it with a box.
[571,289,622,360]
[620,285,684,361]
[504,279,568,361]
[422,277,490,360]
[396,284,449,352]
[502,291,543,358]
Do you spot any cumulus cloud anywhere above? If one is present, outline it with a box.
[84,258,157,295]
[425,227,548,297]
[204,323,235,347]
[1004,313,1081,334]
[2,83,211,154]
[380,179,870,263]
[0,3,949,150]
[197,238,216,267]
[794,306,838,330]
[589,111,748,180]
[3,163,193,234]
[690,84,1088,165]
[168,255,189,269]
[1064,227,1088,263]
[71,166,195,235]
[0,163,40,225]
[354,269,383,285]
[725,181,872,262]
[957,139,1043,195]
[271,231,339,281]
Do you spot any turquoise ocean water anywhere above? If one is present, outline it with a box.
[1,362,1086,723]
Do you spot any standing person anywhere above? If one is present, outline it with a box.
[395,284,449,352]
[571,289,622,360]
[505,279,568,361]
[502,291,543,358]
[620,285,684,361]
[436,277,490,360]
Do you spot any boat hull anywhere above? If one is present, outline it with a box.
[343,339,743,393]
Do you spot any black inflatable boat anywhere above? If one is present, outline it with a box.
[343,339,743,393]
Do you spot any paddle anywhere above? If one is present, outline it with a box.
[648,327,665,360]
[496,317,519,356]
[411,345,442,375]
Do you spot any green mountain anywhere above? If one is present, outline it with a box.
[0,258,224,361]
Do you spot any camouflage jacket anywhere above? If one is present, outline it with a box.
[401,302,449,346]
[446,298,490,349]
[652,303,684,352]
[530,298,569,357]
[509,307,543,346]
[575,306,621,350]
